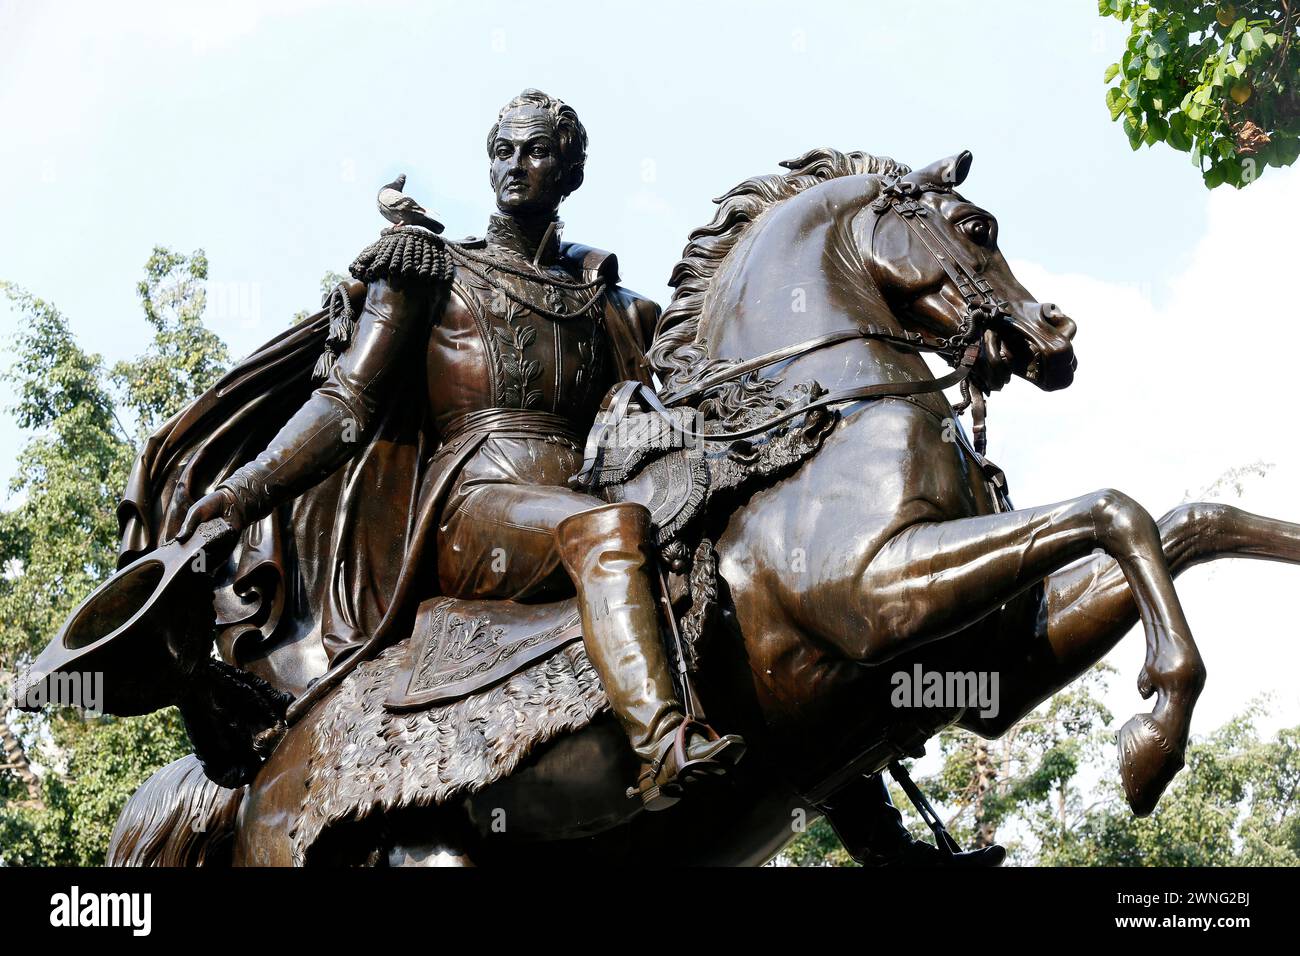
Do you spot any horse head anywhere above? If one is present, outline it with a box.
[866,150,1078,392]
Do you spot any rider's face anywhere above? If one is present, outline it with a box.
[490,108,566,217]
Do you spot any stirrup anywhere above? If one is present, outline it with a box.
[626,719,746,811]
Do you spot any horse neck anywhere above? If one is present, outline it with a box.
[701,182,939,395]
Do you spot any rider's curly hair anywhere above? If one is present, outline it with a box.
[486,89,588,198]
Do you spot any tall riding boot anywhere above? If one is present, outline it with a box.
[555,502,744,811]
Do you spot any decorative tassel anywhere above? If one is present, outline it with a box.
[312,350,337,382]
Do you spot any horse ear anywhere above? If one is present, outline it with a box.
[904,151,973,190]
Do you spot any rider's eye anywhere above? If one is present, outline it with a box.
[961,217,996,247]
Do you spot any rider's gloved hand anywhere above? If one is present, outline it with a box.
[176,488,242,542]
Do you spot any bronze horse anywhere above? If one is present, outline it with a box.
[111,149,1300,866]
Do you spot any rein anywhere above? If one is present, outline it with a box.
[579,175,1013,483]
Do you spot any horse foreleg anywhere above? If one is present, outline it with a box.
[962,502,1300,733]
[837,489,1204,815]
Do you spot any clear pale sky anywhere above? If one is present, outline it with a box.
[3,0,1298,739]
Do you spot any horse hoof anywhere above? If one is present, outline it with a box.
[1117,713,1184,817]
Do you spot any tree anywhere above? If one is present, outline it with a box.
[781,670,1299,865]
[113,247,228,435]
[923,666,1116,856]
[1038,703,1300,865]
[0,248,226,865]
[1101,1,1300,188]
[292,270,347,325]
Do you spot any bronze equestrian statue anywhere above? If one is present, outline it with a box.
[22,90,1300,867]
[173,88,744,814]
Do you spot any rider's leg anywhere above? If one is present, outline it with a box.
[437,440,743,810]
[555,502,744,810]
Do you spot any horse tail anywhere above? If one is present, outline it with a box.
[107,753,244,867]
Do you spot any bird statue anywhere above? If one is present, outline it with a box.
[377,173,444,234]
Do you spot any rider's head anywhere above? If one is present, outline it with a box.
[487,89,587,218]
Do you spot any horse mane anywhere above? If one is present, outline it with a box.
[649,147,911,391]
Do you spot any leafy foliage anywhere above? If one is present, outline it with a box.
[292,269,348,325]
[1038,705,1300,865]
[1101,1,1300,187]
[783,666,1300,866]
[112,247,228,435]
[0,249,227,865]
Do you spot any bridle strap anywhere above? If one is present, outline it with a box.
[660,324,944,407]
[572,343,981,485]
[643,343,980,444]
[870,178,1010,333]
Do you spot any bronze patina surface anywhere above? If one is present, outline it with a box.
[24,91,1300,867]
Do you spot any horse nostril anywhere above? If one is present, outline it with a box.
[1040,302,1077,341]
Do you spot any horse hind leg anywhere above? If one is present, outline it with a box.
[835,489,1204,816]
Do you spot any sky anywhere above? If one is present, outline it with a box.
[2,0,1298,750]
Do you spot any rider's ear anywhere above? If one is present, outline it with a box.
[905,151,973,190]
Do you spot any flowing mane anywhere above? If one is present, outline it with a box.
[649,147,910,390]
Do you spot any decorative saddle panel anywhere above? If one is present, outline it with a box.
[385,596,583,711]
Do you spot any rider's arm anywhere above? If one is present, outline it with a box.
[178,277,430,537]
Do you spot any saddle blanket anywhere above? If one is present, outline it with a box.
[288,597,607,863]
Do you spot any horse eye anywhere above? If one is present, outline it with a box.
[961,218,995,247]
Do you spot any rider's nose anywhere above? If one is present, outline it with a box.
[1040,302,1077,341]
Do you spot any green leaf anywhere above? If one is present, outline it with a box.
[1144,115,1168,145]
[1106,87,1129,120]
[1227,17,1247,41]
[1241,27,1264,52]
[1123,114,1144,150]
[1168,112,1192,151]
[1270,135,1300,167]
[1104,61,1120,83]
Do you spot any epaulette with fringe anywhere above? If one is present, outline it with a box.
[312,229,455,381]
[348,226,454,286]
[313,282,360,381]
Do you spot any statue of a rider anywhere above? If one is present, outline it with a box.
[176,89,745,811]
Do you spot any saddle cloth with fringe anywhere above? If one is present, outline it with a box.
[288,596,608,863]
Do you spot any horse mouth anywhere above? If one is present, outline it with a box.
[1003,330,1076,391]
